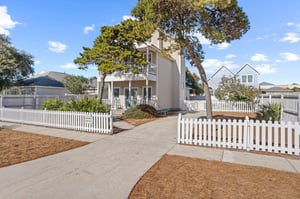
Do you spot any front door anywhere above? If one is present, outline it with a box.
[125,88,138,108]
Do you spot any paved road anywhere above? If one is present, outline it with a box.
[0,113,300,199]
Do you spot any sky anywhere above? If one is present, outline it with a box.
[1,0,300,84]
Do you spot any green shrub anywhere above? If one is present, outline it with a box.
[256,103,281,122]
[40,97,110,113]
[40,98,64,110]
[123,106,153,119]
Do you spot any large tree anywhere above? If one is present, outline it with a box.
[0,34,34,91]
[74,19,149,102]
[132,0,250,119]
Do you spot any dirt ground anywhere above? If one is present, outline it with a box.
[0,128,89,168]
[129,154,300,199]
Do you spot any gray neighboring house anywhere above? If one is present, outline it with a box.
[4,71,71,95]
[208,64,260,95]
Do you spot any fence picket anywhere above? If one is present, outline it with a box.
[178,115,300,156]
[0,108,112,134]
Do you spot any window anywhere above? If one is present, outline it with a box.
[248,75,253,83]
[143,87,152,100]
[143,52,152,64]
[113,88,120,98]
[242,75,247,83]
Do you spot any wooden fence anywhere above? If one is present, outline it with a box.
[0,108,113,134]
[178,114,300,155]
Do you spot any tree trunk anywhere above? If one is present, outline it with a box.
[98,73,107,103]
[185,45,213,119]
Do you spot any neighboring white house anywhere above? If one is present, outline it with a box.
[208,64,259,95]
[100,31,186,110]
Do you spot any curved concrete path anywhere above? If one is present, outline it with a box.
[1,113,300,199]
[0,116,178,199]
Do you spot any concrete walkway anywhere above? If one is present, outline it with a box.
[0,115,300,199]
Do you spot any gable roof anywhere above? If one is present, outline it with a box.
[265,87,292,92]
[18,71,70,87]
[236,63,259,75]
[259,81,274,86]
[208,65,234,80]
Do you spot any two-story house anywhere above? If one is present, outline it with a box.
[208,64,259,95]
[100,31,186,110]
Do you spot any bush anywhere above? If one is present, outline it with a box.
[40,98,64,110]
[123,106,153,119]
[256,103,281,122]
[40,97,110,113]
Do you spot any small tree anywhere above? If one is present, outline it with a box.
[215,76,260,103]
[186,68,203,95]
[74,19,149,102]
[63,75,88,94]
[256,103,281,122]
[0,35,34,91]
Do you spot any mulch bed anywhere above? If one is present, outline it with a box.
[129,154,300,199]
[0,128,89,168]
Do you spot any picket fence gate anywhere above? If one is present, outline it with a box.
[0,108,113,134]
[178,114,300,155]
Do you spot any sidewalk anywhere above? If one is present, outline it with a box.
[0,115,300,199]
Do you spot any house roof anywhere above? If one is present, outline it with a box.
[259,81,274,86]
[208,65,235,81]
[264,87,292,93]
[19,71,70,87]
[236,63,260,75]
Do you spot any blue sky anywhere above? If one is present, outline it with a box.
[1,0,300,84]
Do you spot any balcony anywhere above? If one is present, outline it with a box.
[105,65,157,82]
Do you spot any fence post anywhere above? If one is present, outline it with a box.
[245,116,250,151]
[280,94,284,121]
[178,113,182,143]
[109,111,113,135]
[298,94,300,123]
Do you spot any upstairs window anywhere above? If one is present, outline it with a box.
[248,75,253,83]
[242,75,247,83]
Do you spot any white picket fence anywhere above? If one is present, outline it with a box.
[185,100,256,113]
[178,114,300,155]
[0,108,113,134]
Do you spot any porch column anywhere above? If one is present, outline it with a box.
[146,45,149,104]
[110,81,114,107]
[129,80,132,106]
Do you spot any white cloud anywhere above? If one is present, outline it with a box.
[48,41,67,53]
[287,22,300,28]
[194,33,211,45]
[216,42,230,50]
[83,24,95,34]
[0,6,19,35]
[34,60,41,65]
[225,54,236,59]
[202,58,238,74]
[251,53,268,62]
[60,62,77,69]
[280,32,300,43]
[280,52,300,61]
[122,15,136,21]
[255,64,277,74]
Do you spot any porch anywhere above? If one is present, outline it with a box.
[103,80,158,110]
